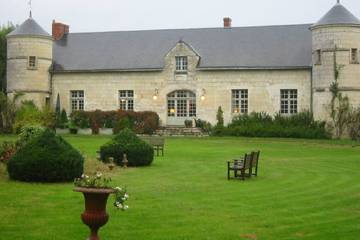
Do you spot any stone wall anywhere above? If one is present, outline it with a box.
[312,26,360,120]
[53,66,311,126]
[6,36,53,107]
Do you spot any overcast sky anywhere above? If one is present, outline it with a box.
[1,0,360,33]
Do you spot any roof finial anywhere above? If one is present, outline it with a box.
[28,0,32,18]
[337,0,340,4]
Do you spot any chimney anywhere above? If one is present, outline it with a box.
[223,17,232,28]
[52,20,69,40]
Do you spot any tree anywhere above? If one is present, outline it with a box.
[347,108,360,146]
[0,91,23,132]
[0,24,15,92]
[216,106,224,127]
[329,45,350,139]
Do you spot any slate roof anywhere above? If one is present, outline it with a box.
[313,3,360,27]
[7,17,51,38]
[53,24,313,72]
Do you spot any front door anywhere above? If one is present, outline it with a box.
[167,90,196,126]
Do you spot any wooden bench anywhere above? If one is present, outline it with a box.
[140,136,165,156]
[227,151,261,180]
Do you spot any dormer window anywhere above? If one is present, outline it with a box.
[350,48,358,64]
[175,56,188,72]
[27,56,37,70]
[315,50,321,65]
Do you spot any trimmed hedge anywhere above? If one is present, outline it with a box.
[7,129,84,182]
[99,128,154,167]
[70,110,160,135]
[217,111,330,139]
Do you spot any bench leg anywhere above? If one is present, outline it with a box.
[241,169,245,180]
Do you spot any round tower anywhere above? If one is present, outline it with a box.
[311,2,360,121]
[6,16,53,108]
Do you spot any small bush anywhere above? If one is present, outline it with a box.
[195,119,212,133]
[99,128,154,167]
[184,120,193,128]
[7,129,84,182]
[13,101,56,133]
[0,141,17,163]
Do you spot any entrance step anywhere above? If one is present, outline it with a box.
[156,127,207,137]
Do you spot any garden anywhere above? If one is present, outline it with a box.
[0,134,359,240]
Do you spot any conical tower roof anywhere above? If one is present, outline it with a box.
[7,17,51,38]
[312,2,360,28]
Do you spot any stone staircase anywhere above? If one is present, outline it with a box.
[156,126,207,137]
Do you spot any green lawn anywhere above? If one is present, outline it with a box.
[0,135,359,240]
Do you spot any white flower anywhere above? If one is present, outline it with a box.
[124,193,129,199]
[96,172,102,178]
[81,174,85,178]
[116,203,123,208]
[123,205,129,210]
[115,187,122,191]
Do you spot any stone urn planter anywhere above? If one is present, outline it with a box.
[74,187,115,240]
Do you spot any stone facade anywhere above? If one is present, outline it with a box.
[6,36,52,107]
[7,4,360,126]
[52,41,311,125]
[312,25,360,120]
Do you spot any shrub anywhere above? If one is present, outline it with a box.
[13,101,56,133]
[113,117,132,134]
[222,111,330,139]
[0,141,17,163]
[99,128,154,167]
[17,125,46,148]
[57,109,68,129]
[216,106,224,127]
[70,111,90,129]
[184,120,193,128]
[71,110,160,134]
[7,129,84,182]
[195,119,212,133]
[347,108,360,142]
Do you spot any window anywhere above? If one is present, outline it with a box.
[314,50,321,65]
[70,90,84,111]
[232,89,248,114]
[350,48,358,64]
[175,56,188,71]
[167,90,196,117]
[27,56,37,69]
[280,89,298,114]
[45,97,50,106]
[119,90,134,111]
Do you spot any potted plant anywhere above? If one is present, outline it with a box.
[184,119,193,128]
[74,172,128,240]
[69,121,79,134]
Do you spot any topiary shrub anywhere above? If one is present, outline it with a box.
[7,129,84,182]
[100,128,154,167]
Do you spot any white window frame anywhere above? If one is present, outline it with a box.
[175,56,188,72]
[119,90,134,111]
[280,89,298,115]
[70,90,84,111]
[232,89,248,114]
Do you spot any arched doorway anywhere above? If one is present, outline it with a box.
[167,90,196,126]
